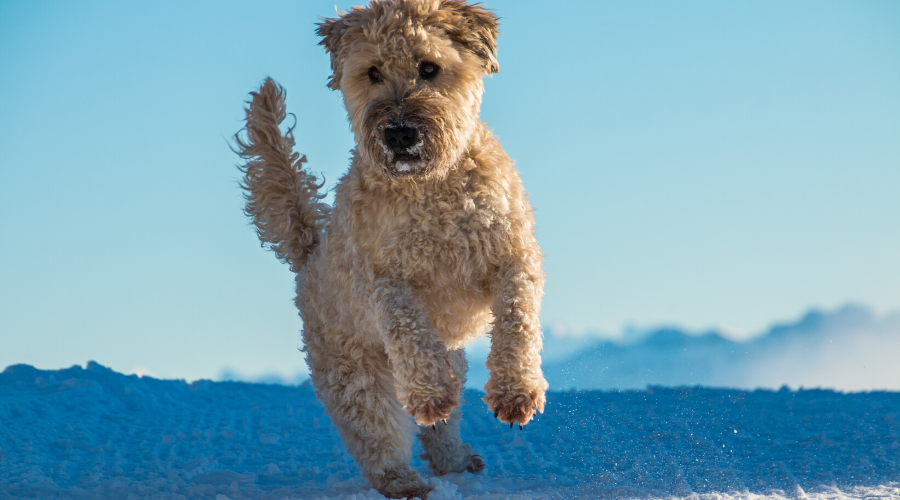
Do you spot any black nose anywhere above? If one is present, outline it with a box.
[384,125,418,151]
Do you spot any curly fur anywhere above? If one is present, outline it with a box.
[236,1,547,497]
[234,82,330,273]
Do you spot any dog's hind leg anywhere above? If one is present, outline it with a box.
[304,327,429,499]
[416,349,485,475]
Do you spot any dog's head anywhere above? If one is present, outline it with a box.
[318,0,499,179]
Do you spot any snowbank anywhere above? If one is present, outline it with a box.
[1,362,898,499]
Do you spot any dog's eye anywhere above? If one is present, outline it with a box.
[418,61,439,81]
[368,66,382,83]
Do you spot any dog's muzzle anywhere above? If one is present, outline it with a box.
[383,123,426,174]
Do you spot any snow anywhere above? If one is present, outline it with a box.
[2,362,899,499]
[407,139,425,154]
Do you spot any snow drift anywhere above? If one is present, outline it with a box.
[2,362,899,499]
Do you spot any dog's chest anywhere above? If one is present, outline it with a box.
[372,188,510,288]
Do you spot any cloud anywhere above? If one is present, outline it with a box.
[523,304,900,391]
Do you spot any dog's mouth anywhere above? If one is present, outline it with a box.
[390,153,427,176]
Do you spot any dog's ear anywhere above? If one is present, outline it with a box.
[317,15,350,90]
[442,1,500,75]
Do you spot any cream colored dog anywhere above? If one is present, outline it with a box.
[235,0,547,497]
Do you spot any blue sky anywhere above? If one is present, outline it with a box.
[1,0,898,381]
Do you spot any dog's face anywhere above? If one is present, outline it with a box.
[318,0,499,179]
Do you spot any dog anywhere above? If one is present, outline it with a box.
[234,1,547,497]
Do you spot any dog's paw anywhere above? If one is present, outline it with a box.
[420,439,484,476]
[466,454,486,473]
[372,466,430,499]
[404,388,459,427]
[428,452,485,475]
[482,377,546,427]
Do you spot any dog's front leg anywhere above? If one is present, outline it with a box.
[483,265,549,427]
[369,280,460,426]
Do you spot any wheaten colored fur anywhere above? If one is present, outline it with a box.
[235,1,547,497]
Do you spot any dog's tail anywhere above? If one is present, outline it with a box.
[234,78,330,273]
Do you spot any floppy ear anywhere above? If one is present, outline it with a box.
[443,1,500,74]
[317,15,349,90]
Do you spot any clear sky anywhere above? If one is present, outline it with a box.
[1,0,898,381]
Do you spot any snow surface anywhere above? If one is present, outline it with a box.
[2,362,899,499]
